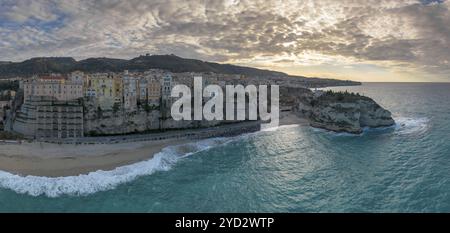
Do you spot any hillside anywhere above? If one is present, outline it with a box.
[0,54,360,87]
[0,54,286,78]
[0,57,77,76]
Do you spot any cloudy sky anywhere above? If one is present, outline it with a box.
[1,0,449,82]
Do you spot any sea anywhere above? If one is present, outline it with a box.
[0,83,449,212]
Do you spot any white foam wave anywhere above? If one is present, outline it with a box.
[310,116,430,137]
[394,117,430,135]
[0,138,230,198]
[2,117,427,198]
[310,127,363,137]
[260,124,301,132]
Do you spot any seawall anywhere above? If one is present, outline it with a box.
[37,121,262,144]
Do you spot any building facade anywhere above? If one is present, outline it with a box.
[161,74,173,118]
[123,71,138,111]
[113,74,123,106]
[147,77,161,106]
[13,96,84,139]
[84,73,116,110]
[23,72,84,103]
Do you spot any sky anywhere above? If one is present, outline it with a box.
[0,0,450,82]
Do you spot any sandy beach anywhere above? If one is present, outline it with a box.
[0,113,307,178]
[0,138,191,177]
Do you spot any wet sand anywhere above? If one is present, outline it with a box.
[0,139,191,177]
[0,112,307,177]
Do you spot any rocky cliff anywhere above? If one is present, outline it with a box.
[280,88,395,134]
[83,87,394,136]
[82,98,222,136]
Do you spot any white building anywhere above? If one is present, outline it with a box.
[161,74,173,99]
[123,71,138,111]
[137,76,148,104]
[161,74,173,117]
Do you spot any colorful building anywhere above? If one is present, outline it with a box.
[84,73,116,110]
[23,72,84,103]
[135,75,162,107]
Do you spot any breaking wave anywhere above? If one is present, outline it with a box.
[310,127,363,137]
[0,137,232,198]
[393,117,430,135]
[310,116,430,137]
[0,117,430,198]
[261,124,301,132]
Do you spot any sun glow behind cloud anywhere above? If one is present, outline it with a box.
[0,0,450,82]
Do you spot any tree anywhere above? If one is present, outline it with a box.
[112,102,121,113]
[97,106,103,118]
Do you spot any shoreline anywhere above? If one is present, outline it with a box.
[0,138,191,177]
[0,121,263,177]
[0,113,307,178]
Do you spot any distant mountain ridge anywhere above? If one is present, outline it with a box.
[0,61,12,65]
[0,54,287,78]
[0,54,361,87]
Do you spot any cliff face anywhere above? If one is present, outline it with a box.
[358,99,395,128]
[83,87,394,136]
[82,98,222,136]
[309,102,363,133]
[84,111,222,136]
[84,110,161,135]
[309,99,395,134]
[280,88,395,134]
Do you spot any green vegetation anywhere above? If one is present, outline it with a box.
[0,94,11,101]
[0,55,287,78]
[319,90,367,101]
[97,106,103,118]
[143,103,159,112]
[0,80,19,92]
[311,90,369,107]
[112,102,121,113]
[87,130,99,137]
[0,131,24,140]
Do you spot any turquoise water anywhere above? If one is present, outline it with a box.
[0,83,449,212]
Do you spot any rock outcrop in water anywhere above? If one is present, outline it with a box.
[280,87,395,134]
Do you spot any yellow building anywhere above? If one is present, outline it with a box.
[85,73,115,110]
